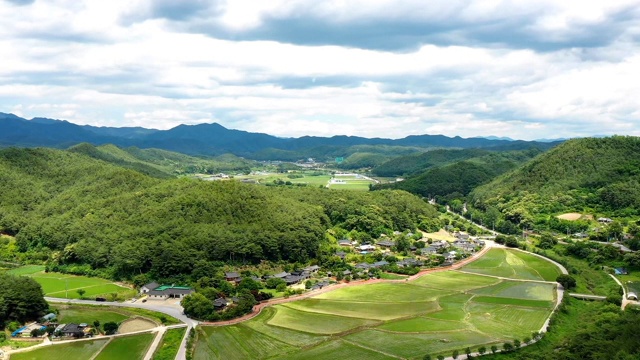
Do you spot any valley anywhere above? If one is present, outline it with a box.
[0,132,639,360]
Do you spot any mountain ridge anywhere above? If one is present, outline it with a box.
[0,112,562,159]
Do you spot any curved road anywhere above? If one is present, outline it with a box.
[45,297,197,360]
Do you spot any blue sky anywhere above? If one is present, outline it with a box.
[1,0,639,140]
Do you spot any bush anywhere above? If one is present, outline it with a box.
[556,274,577,289]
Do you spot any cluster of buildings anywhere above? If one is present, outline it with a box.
[225,265,322,286]
[11,313,94,339]
[140,283,195,299]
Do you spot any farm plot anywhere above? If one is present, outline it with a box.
[55,307,128,325]
[284,298,439,320]
[14,268,136,299]
[460,248,562,281]
[194,324,297,360]
[469,280,557,301]
[94,333,155,360]
[412,270,501,291]
[268,305,379,334]
[195,249,559,359]
[314,282,453,302]
[152,327,186,360]
[10,339,109,360]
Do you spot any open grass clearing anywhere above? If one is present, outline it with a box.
[284,298,439,321]
[470,281,557,301]
[268,305,379,334]
[94,333,155,360]
[412,270,501,291]
[460,248,562,281]
[194,324,296,360]
[10,339,109,360]
[313,282,453,302]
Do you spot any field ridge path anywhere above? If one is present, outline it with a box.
[142,327,166,360]
[340,338,406,360]
[88,337,113,360]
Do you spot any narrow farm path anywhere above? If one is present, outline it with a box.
[341,338,406,360]
[142,327,166,360]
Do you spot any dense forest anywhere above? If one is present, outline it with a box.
[469,137,640,230]
[69,143,256,177]
[0,273,48,328]
[371,149,544,200]
[0,147,436,282]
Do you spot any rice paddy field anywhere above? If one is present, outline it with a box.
[195,249,561,359]
[459,248,563,281]
[7,265,136,299]
[10,333,155,360]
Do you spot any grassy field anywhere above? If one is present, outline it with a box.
[6,265,45,275]
[460,248,563,281]
[55,307,129,325]
[10,339,109,360]
[94,333,155,360]
[195,248,559,359]
[152,327,186,360]
[8,266,137,299]
[50,304,181,326]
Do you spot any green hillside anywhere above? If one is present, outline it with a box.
[470,136,640,226]
[68,143,256,177]
[0,147,435,281]
[371,149,489,177]
[372,149,543,199]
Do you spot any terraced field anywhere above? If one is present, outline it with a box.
[460,248,563,281]
[195,249,562,359]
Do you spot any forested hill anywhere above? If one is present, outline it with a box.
[68,143,255,177]
[0,147,436,282]
[470,136,640,224]
[372,149,544,199]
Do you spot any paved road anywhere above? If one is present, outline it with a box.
[45,297,196,360]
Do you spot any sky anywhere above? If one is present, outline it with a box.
[1,0,640,140]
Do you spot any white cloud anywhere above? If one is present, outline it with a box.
[0,0,639,140]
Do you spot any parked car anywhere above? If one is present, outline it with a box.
[95,297,106,302]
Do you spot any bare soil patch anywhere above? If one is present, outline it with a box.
[118,317,156,333]
[556,213,582,221]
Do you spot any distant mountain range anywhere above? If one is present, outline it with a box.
[0,112,562,159]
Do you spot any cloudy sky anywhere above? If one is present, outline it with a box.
[1,0,639,140]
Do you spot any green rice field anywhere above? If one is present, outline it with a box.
[460,248,563,281]
[195,249,562,359]
[8,266,136,299]
[10,339,109,360]
[94,333,155,360]
[11,333,155,360]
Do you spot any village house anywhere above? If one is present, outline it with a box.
[358,244,376,252]
[338,239,352,246]
[377,239,395,248]
[225,272,242,282]
[141,282,194,299]
[213,298,229,310]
